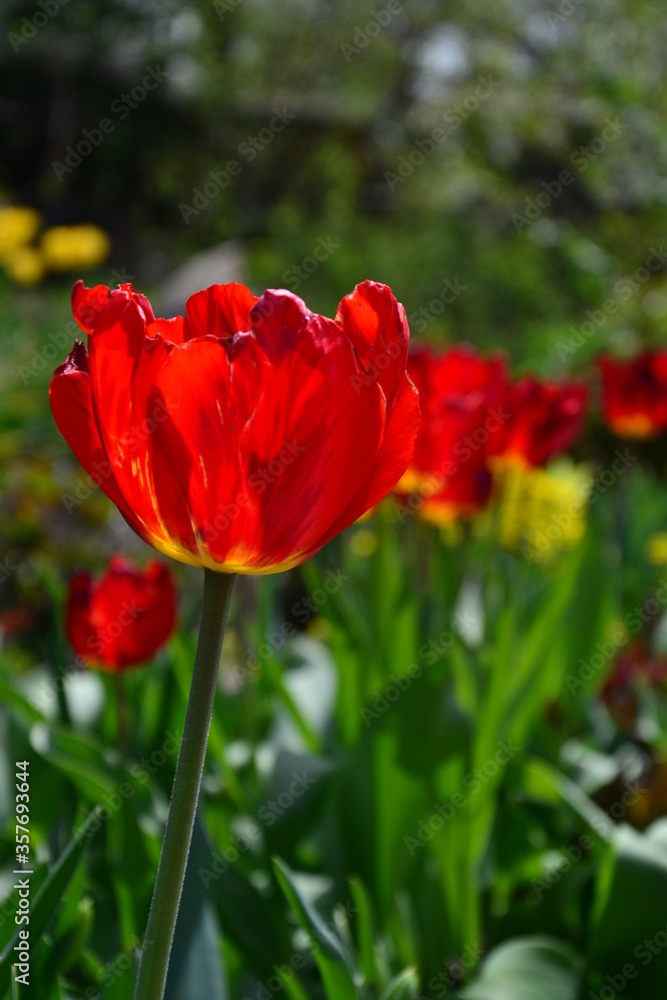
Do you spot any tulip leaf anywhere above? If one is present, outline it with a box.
[0,808,101,997]
[164,817,227,1000]
[587,823,667,998]
[260,750,340,857]
[379,967,420,1000]
[202,837,294,979]
[349,876,377,987]
[456,936,584,1000]
[273,857,361,1000]
[102,954,141,1000]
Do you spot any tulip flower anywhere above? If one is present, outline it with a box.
[66,557,176,671]
[493,377,588,468]
[601,642,667,732]
[597,352,667,438]
[50,278,419,1000]
[50,280,419,574]
[401,344,510,522]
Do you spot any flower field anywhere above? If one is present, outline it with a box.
[1,2,667,998]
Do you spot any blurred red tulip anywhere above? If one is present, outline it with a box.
[493,378,588,467]
[66,557,176,671]
[597,352,667,438]
[602,641,667,731]
[50,281,419,574]
[403,344,510,520]
[0,607,36,641]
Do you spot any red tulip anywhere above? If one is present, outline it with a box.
[493,378,588,467]
[402,344,510,520]
[597,352,667,438]
[66,557,177,671]
[50,281,420,573]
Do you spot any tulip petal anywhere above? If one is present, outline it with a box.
[147,316,188,344]
[146,318,387,572]
[145,335,262,566]
[246,336,387,569]
[72,280,154,335]
[250,289,314,362]
[501,379,587,466]
[66,558,176,670]
[186,282,258,339]
[86,298,175,546]
[324,371,421,539]
[336,280,409,402]
[49,341,136,523]
[598,353,667,438]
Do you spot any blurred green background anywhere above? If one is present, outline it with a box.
[2,0,667,367]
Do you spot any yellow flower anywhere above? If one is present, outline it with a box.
[0,206,41,261]
[490,459,592,563]
[646,533,667,566]
[348,528,379,558]
[4,245,45,285]
[41,225,111,271]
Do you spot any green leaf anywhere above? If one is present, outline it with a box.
[261,751,340,857]
[349,877,376,987]
[29,723,118,802]
[102,954,141,1000]
[0,808,101,996]
[204,849,293,979]
[587,824,667,998]
[273,858,361,1000]
[165,817,227,1000]
[457,937,584,1000]
[379,967,419,1000]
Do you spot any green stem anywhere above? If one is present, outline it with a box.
[114,673,129,754]
[133,569,236,1000]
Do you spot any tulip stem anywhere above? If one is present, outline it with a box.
[133,569,236,1000]
[114,674,128,753]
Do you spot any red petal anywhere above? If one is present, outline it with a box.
[147,316,386,572]
[250,289,313,362]
[323,371,420,539]
[244,324,386,568]
[145,335,260,564]
[336,281,409,403]
[146,316,188,345]
[49,341,137,524]
[85,294,174,547]
[502,379,587,465]
[598,352,667,437]
[66,559,176,670]
[72,280,154,336]
[186,282,258,339]
[420,464,494,523]
[408,344,510,478]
